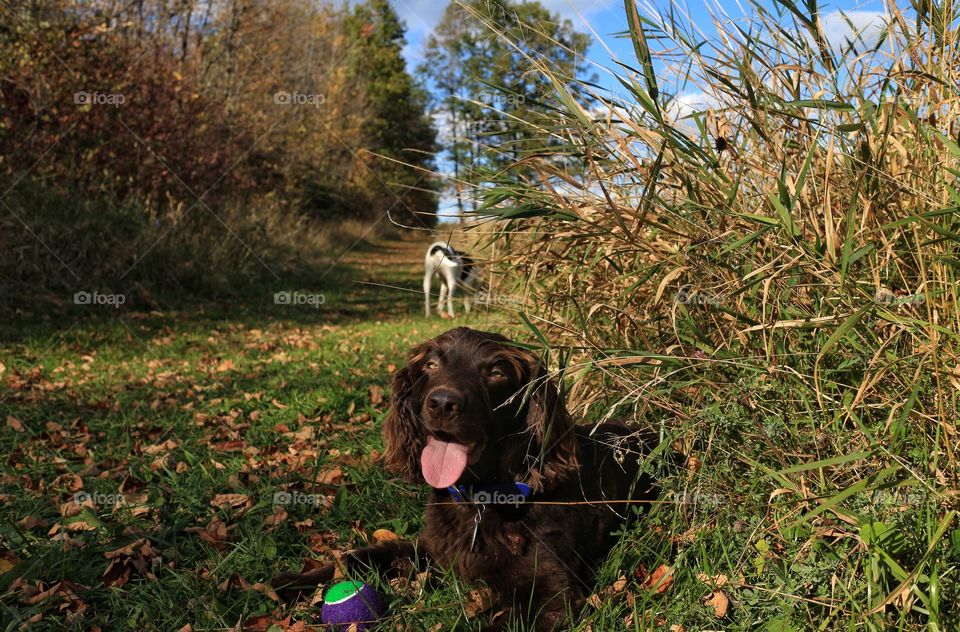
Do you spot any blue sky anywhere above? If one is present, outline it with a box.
[384,0,889,216]
[390,0,887,93]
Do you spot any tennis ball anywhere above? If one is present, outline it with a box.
[320,580,386,631]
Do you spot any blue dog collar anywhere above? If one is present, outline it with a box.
[447,482,532,505]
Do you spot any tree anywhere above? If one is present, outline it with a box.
[419,0,594,213]
[344,0,439,227]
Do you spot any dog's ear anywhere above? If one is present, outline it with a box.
[382,344,429,483]
[508,349,579,492]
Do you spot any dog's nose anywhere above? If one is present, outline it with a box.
[427,389,463,416]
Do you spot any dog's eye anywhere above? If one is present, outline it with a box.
[423,360,440,371]
[489,366,507,380]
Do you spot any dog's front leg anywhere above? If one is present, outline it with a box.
[437,282,448,315]
[443,268,457,317]
[423,268,433,317]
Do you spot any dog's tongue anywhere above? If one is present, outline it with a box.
[420,437,470,488]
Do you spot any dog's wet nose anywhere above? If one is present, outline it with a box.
[427,389,463,417]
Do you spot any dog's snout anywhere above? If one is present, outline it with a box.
[427,389,464,417]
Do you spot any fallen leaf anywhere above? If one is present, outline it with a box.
[464,587,493,618]
[372,528,399,543]
[264,506,288,528]
[696,572,729,588]
[210,493,252,511]
[17,516,49,530]
[185,518,229,551]
[641,564,674,594]
[65,520,97,532]
[52,473,84,492]
[6,415,24,432]
[704,590,730,617]
[102,538,161,587]
[142,439,179,455]
[316,467,343,485]
[250,582,280,602]
[369,385,384,406]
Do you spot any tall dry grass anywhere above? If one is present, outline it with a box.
[471,0,960,626]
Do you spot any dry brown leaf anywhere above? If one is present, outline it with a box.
[464,587,494,619]
[250,582,280,602]
[60,500,86,518]
[264,506,288,528]
[372,528,399,543]
[641,564,674,593]
[64,520,97,532]
[369,385,384,406]
[696,572,729,588]
[142,439,179,455]
[185,518,229,551]
[17,516,49,530]
[102,538,161,587]
[53,473,84,493]
[210,493,252,511]
[6,415,24,432]
[704,590,730,617]
[316,467,343,485]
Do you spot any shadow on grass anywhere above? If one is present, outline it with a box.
[0,241,430,346]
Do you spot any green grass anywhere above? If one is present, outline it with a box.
[2,234,957,631]
[0,239,520,631]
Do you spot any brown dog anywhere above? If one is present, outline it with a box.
[274,327,659,630]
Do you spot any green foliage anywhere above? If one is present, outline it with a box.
[0,0,438,303]
[419,0,594,213]
[343,0,439,228]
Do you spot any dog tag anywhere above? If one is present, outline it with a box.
[469,506,483,552]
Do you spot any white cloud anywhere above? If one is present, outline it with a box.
[818,10,888,51]
[667,91,724,121]
[535,0,620,21]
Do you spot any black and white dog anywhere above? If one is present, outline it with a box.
[423,242,480,318]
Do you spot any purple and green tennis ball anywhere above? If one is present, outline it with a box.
[320,580,386,631]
